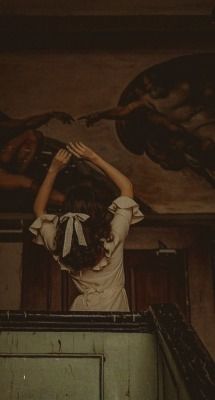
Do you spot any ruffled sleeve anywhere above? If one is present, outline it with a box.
[29,214,58,251]
[92,197,144,271]
[108,196,144,242]
[108,196,144,224]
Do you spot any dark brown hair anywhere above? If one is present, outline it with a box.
[54,179,113,272]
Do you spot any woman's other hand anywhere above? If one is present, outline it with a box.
[66,142,133,197]
[48,149,71,173]
[66,142,99,163]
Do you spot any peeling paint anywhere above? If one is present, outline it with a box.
[0,332,157,399]
[58,339,62,353]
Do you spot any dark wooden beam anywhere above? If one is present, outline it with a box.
[0,310,153,332]
[0,15,214,50]
[0,213,215,234]
[150,304,215,400]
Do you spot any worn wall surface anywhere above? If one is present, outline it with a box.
[0,331,157,400]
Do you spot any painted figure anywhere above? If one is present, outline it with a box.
[0,111,74,210]
[81,54,215,187]
[0,111,117,212]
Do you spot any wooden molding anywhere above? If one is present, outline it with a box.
[0,15,214,50]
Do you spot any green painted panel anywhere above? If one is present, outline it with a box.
[162,358,179,400]
[0,331,157,400]
[0,355,102,400]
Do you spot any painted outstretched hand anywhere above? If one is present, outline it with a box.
[51,111,74,124]
[78,112,102,127]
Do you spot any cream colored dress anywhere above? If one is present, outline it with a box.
[29,196,144,311]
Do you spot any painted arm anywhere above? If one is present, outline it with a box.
[82,101,184,138]
[80,100,146,126]
[0,130,42,170]
[33,149,71,217]
[0,169,33,190]
[0,112,74,135]
[0,168,65,205]
[67,142,133,198]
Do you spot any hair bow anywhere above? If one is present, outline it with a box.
[59,212,90,257]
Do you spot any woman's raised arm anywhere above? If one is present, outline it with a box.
[67,142,133,198]
[33,149,71,217]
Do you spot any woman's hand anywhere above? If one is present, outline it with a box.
[33,149,71,217]
[66,142,99,163]
[67,142,133,197]
[48,149,71,174]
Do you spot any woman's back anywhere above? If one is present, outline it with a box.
[30,142,144,311]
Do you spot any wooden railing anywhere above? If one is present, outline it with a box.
[149,304,215,400]
[0,305,214,399]
[0,310,153,332]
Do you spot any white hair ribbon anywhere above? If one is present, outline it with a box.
[59,212,90,257]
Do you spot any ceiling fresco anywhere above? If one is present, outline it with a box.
[0,52,214,214]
